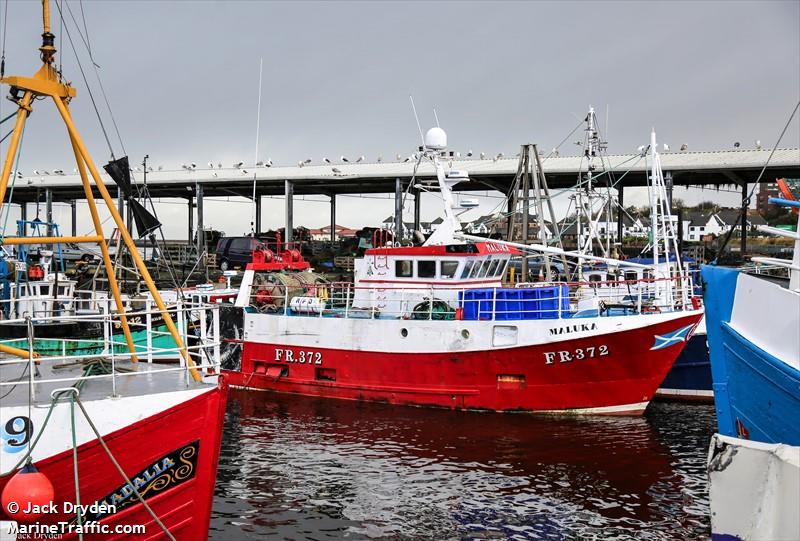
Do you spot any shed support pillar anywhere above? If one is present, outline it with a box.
[255,195,262,234]
[196,183,205,260]
[187,195,194,247]
[617,183,624,243]
[70,200,77,236]
[330,194,336,245]
[285,180,294,243]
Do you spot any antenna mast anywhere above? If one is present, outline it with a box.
[251,57,264,235]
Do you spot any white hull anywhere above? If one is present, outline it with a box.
[708,433,800,541]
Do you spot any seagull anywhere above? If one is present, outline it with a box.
[637,145,646,154]
[663,144,669,152]
[341,155,350,163]
[298,161,304,167]
[181,164,188,170]
[356,155,365,163]
[256,160,264,166]
[480,152,486,160]
[43,170,49,175]
[551,148,559,157]
[303,158,312,164]
[493,153,504,161]
[755,140,762,150]
[208,162,214,168]
[234,161,244,168]
[377,155,383,163]
[332,167,342,174]
[403,156,412,163]
[323,157,332,164]
[212,172,218,178]
[466,150,473,157]
[217,162,222,169]
[455,152,461,158]
[190,162,197,169]
[241,169,248,175]
[265,159,273,167]
[680,143,688,151]
[16,171,23,178]
[158,166,164,171]
[33,169,40,175]
[147,166,154,172]
[396,153,402,161]
[54,169,64,175]
[73,168,78,173]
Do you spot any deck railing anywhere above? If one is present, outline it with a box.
[0,298,223,397]
[244,275,698,322]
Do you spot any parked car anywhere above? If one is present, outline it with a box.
[215,236,260,271]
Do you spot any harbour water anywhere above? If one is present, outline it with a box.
[211,390,715,540]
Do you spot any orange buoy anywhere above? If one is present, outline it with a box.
[1,463,55,522]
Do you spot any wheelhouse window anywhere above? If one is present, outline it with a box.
[469,260,483,278]
[417,260,436,278]
[478,260,492,278]
[624,271,638,282]
[396,260,413,278]
[460,260,474,279]
[487,260,500,277]
[440,261,459,279]
[495,260,508,277]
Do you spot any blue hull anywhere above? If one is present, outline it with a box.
[657,333,712,400]
[702,265,800,446]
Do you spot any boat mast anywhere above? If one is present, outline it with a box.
[0,0,201,380]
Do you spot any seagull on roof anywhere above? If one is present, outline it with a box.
[356,155,365,163]
[403,156,412,163]
[304,158,312,164]
[680,144,688,151]
[480,152,486,160]
[158,166,164,171]
[265,159,273,167]
[493,153,504,161]
[323,157,332,164]
[234,161,244,168]
[466,150,473,157]
[341,156,350,163]
[332,167,342,174]
[54,169,64,175]
[663,144,669,152]
[190,162,197,169]
[733,142,740,148]
[217,162,222,169]
[377,155,383,163]
[755,140,762,150]
[396,153,402,161]
[33,169,40,175]
[212,172,218,178]
[208,161,214,168]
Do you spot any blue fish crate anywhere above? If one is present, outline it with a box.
[495,289,524,320]
[535,285,570,319]
[520,288,540,320]
[459,289,495,320]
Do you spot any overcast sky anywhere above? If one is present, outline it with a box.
[1,0,798,238]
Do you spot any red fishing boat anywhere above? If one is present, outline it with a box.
[0,2,227,539]
[223,127,703,415]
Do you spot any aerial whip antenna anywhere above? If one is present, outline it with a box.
[433,108,441,128]
[409,95,425,147]
[251,57,263,235]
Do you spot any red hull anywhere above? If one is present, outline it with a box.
[227,314,702,414]
[0,381,228,540]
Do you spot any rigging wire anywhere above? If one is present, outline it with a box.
[64,0,127,156]
[713,99,800,261]
[52,0,115,159]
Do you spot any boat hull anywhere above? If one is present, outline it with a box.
[708,434,800,541]
[656,322,712,402]
[0,381,228,540]
[702,266,800,445]
[226,311,702,415]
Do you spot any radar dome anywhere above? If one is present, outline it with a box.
[424,127,447,150]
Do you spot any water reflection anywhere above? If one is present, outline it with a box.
[211,391,714,540]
